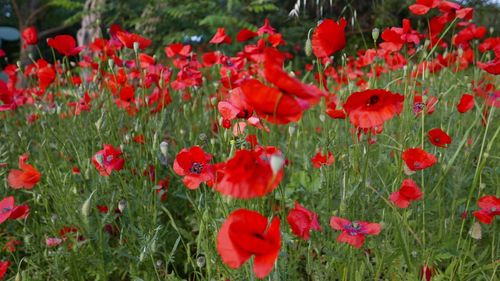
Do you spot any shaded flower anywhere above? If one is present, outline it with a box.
[427,128,452,148]
[389,179,423,208]
[330,216,381,248]
[472,195,499,224]
[287,202,322,240]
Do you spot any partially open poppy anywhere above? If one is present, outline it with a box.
[47,35,82,56]
[287,202,322,240]
[312,18,347,58]
[427,128,452,148]
[91,144,124,176]
[217,209,280,279]
[8,154,41,190]
[389,179,423,208]
[311,151,335,168]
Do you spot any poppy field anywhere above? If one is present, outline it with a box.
[0,1,499,280]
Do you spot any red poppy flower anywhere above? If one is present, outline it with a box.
[0,196,29,224]
[457,93,475,113]
[472,195,500,224]
[91,144,124,176]
[409,0,440,16]
[330,216,381,248]
[287,202,322,240]
[209,28,232,45]
[164,43,191,58]
[240,79,303,124]
[311,151,335,168]
[37,64,56,91]
[0,260,9,280]
[217,209,280,279]
[389,179,423,208]
[427,128,452,148]
[421,265,434,281]
[312,18,347,58]
[173,146,213,190]
[477,58,500,75]
[264,48,324,106]
[47,35,81,56]
[116,31,152,50]
[8,154,41,189]
[343,89,404,129]
[214,146,284,199]
[402,148,437,171]
[236,29,258,42]
[21,26,38,46]
[258,18,276,36]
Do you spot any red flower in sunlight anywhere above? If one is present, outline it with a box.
[472,195,500,224]
[427,128,452,148]
[8,154,41,189]
[116,31,151,50]
[402,148,437,171]
[330,217,381,248]
[173,146,213,190]
[91,144,124,176]
[0,196,30,224]
[389,179,423,208]
[287,202,322,240]
[456,93,474,113]
[311,151,335,168]
[0,261,9,280]
[217,209,280,279]
[47,35,81,56]
[21,26,38,46]
[343,89,404,129]
[210,28,232,45]
[214,146,284,199]
[236,28,258,42]
[240,79,303,124]
[409,0,440,16]
[312,18,347,58]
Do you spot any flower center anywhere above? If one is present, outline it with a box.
[190,162,203,174]
[413,102,425,114]
[344,222,363,236]
[434,138,440,143]
[367,95,379,107]
[1,207,12,214]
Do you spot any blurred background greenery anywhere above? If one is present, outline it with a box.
[0,0,499,64]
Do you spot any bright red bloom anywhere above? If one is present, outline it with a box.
[456,93,475,113]
[258,18,276,36]
[311,151,335,168]
[214,146,284,199]
[0,261,9,280]
[389,179,423,208]
[472,195,500,224]
[312,18,347,58]
[8,154,41,189]
[477,58,500,75]
[236,29,258,42]
[427,128,452,148]
[173,146,213,190]
[209,28,232,45]
[409,0,440,16]
[240,79,303,124]
[164,43,191,58]
[343,89,404,129]
[47,35,81,56]
[330,216,381,248]
[421,265,434,281]
[116,31,151,50]
[402,148,437,171]
[287,202,322,240]
[380,19,421,52]
[91,144,125,176]
[37,64,56,91]
[21,26,38,46]
[217,209,280,279]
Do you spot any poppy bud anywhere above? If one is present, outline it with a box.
[288,125,296,136]
[468,221,482,240]
[196,255,206,268]
[118,199,127,213]
[270,153,285,176]
[305,38,312,57]
[372,28,379,42]
[489,27,494,34]
[133,42,140,53]
[160,141,168,157]
[108,58,114,69]
[81,190,96,221]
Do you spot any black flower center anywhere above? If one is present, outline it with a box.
[367,95,379,106]
[190,162,203,174]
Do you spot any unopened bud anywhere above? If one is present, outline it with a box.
[118,199,127,213]
[270,153,285,175]
[160,141,168,157]
[372,28,380,42]
[133,42,140,53]
[81,190,96,220]
[305,38,312,57]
